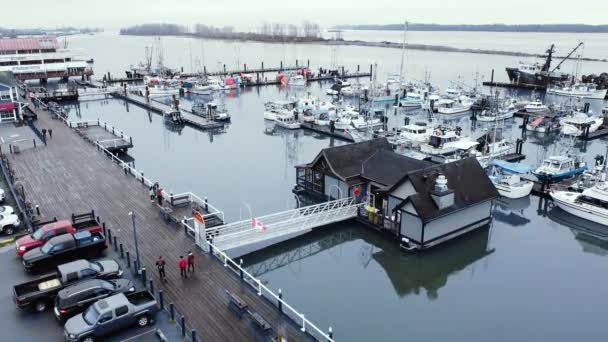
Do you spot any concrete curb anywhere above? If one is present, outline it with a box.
[0,232,27,247]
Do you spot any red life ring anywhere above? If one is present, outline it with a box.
[353,186,361,197]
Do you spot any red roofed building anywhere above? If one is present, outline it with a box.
[0,36,93,81]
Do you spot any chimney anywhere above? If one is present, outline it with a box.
[431,174,454,210]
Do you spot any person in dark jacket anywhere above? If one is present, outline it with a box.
[156,256,166,279]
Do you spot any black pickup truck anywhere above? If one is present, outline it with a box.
[13,259,123,312]
[22,231,107,272]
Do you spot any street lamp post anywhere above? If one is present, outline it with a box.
[129,211,141,273]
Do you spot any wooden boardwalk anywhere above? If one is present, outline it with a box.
[4,108,317,341]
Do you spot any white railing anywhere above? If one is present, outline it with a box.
[183,219,335,342]
[171,191,225,223]
[207,197,357,238]
[70,118,133,145]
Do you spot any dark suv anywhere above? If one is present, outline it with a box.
[54,278,135,321]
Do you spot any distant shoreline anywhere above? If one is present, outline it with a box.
[334,23,608,33]
[120,32,608,63]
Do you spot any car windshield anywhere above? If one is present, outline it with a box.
[83,305,100,325]
[40,242,54,254]
[32,228,45,240]
[91,261,103,272]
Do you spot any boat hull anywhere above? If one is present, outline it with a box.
[533,167,587,182]
[547,88,608,100]
[493,180,533,199]
[551,191,608,226]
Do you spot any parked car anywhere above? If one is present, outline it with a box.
[22,231,107,272]
[54,278,135,321]
[16,211,102,256]
[64,291,159,342]
[0,212,20,235]
[13,259,123,312]
[0,205,14,215]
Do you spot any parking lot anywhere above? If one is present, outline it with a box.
[0,244,185,341]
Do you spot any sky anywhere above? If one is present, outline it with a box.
[3,0,607,30]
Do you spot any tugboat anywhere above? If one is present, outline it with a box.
[505,43,583,87]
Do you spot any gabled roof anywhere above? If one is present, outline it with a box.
[307,138,392,181]
[400,157,498,223]
[362,149,432,188]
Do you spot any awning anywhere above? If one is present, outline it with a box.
[0,102,16,112]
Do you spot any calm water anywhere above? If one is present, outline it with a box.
[53,32,608,341]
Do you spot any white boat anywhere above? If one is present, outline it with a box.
[264,100,296,121]
[547,83,607,100]
[419,127,473,156]
[399,93,424,108]
[399,122,433,143]
[559,112,603,137]
[489,160,534,199]
[443,88,461,99]
[551,182,608,225]
[524,101,549,113]
[437,98,472,114]
[288,75,306,87]
[351,116,384,130]
[526,116,560,133]
[274,113,301,129]
[340,86,355,96]
[477,108,516,122]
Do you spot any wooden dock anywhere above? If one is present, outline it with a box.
[2,104,322,341]
[73,121,133,152]
[112,91,225,130]
[301,122,355,142]
[482,81,547,90]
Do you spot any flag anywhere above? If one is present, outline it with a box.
[251,218,267,232]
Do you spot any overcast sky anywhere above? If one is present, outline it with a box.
[4,0,608,29]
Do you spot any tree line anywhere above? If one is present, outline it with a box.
[334,23,608,33]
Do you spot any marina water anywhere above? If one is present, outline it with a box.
[57,31,608,341]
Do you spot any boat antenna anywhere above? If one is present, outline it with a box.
[399,20,407,84]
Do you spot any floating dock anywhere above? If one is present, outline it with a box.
[483,81,546,90]
[73,121,133,152]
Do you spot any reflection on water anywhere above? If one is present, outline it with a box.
[548,205,608,256]
[245,222,494,301]
[493,197,532,226]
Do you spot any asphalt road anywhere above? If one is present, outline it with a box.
[0,244,184,342]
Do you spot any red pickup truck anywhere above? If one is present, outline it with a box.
[15,211,102,256]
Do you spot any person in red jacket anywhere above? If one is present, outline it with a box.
[187,251,194,272]
[178,256,187,278]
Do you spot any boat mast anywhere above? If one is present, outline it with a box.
[399,21,408,84]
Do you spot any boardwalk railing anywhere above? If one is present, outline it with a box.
[183,219,335,342]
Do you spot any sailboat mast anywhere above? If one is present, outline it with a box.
[399,21,407,83]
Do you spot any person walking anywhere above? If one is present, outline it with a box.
[41,128,47,140]
[178,256,187,278]
[149,186,155,202]
[48,129,53,139]
[187,251,194,272]
[155,256,166,280]
[156,187,163,206]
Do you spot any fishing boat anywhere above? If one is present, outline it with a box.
[505,44,581,87]
[163,109,184,125]
[559,112,603,137]
[399,122,433,143]
[419,127,474,156]
[399,93,424,108]
[289,74,306,87]
[351,115,384,130]
[526,116,560,133]
[437,98,473,114]
[264,100,296,121]
[195,102,230,122]
[547,83,608,99]
[489,160,534,199]
[551,181,608,226]
[274,112,301,129]
[533,155,587,182]
[524,101,549,113]
[477,108,516,122]
[443,88,462,99]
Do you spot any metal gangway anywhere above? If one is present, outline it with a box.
[77,86,121,97]
[203,197,362,257]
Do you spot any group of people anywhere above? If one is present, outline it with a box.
[149,182,164,206]
[155,251,195,280]
[40,128,53,142]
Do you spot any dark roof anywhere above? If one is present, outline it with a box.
[402,157,499,223]
[362,150,433,188]
[0,71,16,87]
[314,138,393,181]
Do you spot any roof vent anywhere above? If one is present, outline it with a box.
[431,174,454,210]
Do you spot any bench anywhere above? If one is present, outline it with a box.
[247,310,272,332]
[226,290,248,317]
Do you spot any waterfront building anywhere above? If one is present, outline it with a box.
[295,138,498,250]
[0,36,93,81]
[0,71,20,122]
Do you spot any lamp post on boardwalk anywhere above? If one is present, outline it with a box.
[129,211,141,273]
